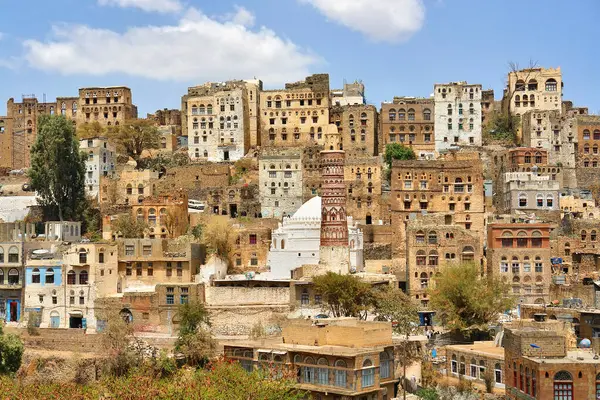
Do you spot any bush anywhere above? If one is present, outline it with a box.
[0,333,24,375]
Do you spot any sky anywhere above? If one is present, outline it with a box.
[0,0,598,116]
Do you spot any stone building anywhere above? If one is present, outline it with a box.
[202,184,261,218]
[575,114,600,166]
[183,82,249,162]
[79,137,116,199]
[231,219,278,272]
[504,67,563,116]
[147,108,182,130]
[266,196,364,279]
[380,97,435,158]
[224,319,398,400]
[504,322,600,400]
[1,96,78,169]
[259,74,330,148]
[434,82,482,152]
[559,189,599,219]
[446,341,505,391]
[302,145,324,201]
[330,81,365,106]
[502,172,560,214]
[76,87,137,127]
[390,152,486,272]
[406,214,482,307]
[344,155,383,224]
[0,241,24,323]
[99,166,159,207]
[130,192,188,239]
[330,104,378,156]
[259,148,303,218]
[486,222,554,304]
[481,89,496,125]
[115,239,203,293]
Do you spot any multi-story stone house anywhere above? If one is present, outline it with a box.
[380,97,435,158]
[116,239,204,293]
[183,81,252,162]
[259,74,330,148]
[502,172,560,214]
[330,104,378,156]
[330,81,365,107]
[434,82,483,152]
[390,152,486,272]
[99,166,159,207]
[486,222,554,304]
[76,86,137,127]
[0,241,24,323]
[202,184,261,218]
[131,192,188,239]
[259,149,303,218]
[231,219,277,271]
[79,137,116,198]
[575,114,600,167]
[345,155,383,225]
[504,67,563,117]
[302,145,323,202]
[406,214,482,307]
[224,319,398,400]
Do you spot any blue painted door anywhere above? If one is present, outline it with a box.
[50,315,60,328]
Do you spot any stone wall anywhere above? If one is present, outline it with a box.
[204,286,290,306]
[208,305,289,336]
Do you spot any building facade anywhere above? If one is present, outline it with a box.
[330,104,378,156]
[79,137,116,198]
[345,156,383,224]
[381,97,435,158]
[76,87,137,127]
[259,74,330,148]
[434,82,483,152]
[486,223,554,304]
[505,67,563,116]
[502,172,560,214]
[259,149,303,218]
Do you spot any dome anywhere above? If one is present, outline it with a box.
[291,196,321,220]
[579,338,591,348]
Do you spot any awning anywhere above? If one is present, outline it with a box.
[69,311,83,317]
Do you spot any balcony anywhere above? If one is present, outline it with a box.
[0,281,22,289]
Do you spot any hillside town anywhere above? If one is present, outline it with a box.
[0,66,599,400]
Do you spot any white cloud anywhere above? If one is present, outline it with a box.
[229,6,256,27]
[97,0,183,13]
[21,7,320,84]
[300,0,425,43]
[0,32,4,41]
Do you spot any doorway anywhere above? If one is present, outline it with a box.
[223,151,230,161]
[366,213,372,225]
[8,301,18,322]
[229,204,238,218]
[69,316,83,329]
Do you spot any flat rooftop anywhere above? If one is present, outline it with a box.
[222,337,389,357]
[524,350,600,364]
[445,341,505,359]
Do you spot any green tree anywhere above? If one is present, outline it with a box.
[76,121,106,139]
[191,224,204,241]
[112,214,148,238]
[428,263,515,331]
[0,330,24,375]
[174,301,216,367]
[108,119,160,168]
[203,216,236,262]
[312,272,372,320]
[29,115,86,221]
[384,143,416,169]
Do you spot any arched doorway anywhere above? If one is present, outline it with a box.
[120,308,133,324]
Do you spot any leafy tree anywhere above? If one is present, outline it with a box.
[174,301,216,367]
[203,216,237,262]
[483,111,519,143]
[384,143,416,169]
[372,286,419,338]
[191,224,204,241]
[108,119,160,168]
[428,263,515,331]
[112,214,148,238]
[76,121,106,139]
[312,272,372,319]
[29,115,86,221]
[416,388,439,400]
[0,331,23,375]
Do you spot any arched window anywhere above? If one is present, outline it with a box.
[8,246,18,263]
[423,108,431,121]
[32,268,40,284]
[398,108,406,120]
[545,78,557,92]
[0,269,3,284]
[536,194,544,208]
[317,358,329,385]
[334,360,347,387]
[80,270,88,285]
[8,269,18,285]
[459,356,466,375]
[416,250,426,266]
[191,105,198,115]
[416,231,425,243]
[46,268,55,284]
[67,270,76,285]
[148,208,156,225]
[380,352,391,379]
[428,250,438,266]
[519,193,527,208]
[361,359,374,387]
[592,230,597,241]
[428,231,437,244]
[303,356,316,384]
[207,104,213,114]
[546,195,553,208]
[462,246,474,262]
[494,363,502,384]
[408,108,415,121]
[515,79,525,91]
[281,239,285,250]
[0,247,4,263]
[420,272,429,289]
[451,355,458,374]
[553,371,572,399]
[126,184,133,195]
[388,108,396,121]
[79,248,87,264]
[581,230,587,241]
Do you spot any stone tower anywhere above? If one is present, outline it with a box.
[319,124,351,273]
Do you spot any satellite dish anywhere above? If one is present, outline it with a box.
[32,249,50,255]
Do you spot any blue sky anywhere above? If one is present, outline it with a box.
[0,0,598,116]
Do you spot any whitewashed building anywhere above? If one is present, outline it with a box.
[265,196,364,279]
[79,137,116,198]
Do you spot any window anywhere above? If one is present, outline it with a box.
[32,268,40,284]
[553,371,572,399]
[249,234,257,245]
[546,195,553,208]
[495,363,502,384]
[147,262,153,276]
[501,232,513,248]
[500,257,508,273]
[531,231,542,247]
[143,245,152,256]
[177,262,183,277]
[536,194,544,208]
[166,262,172,277]
[180,293,189,304]
[335,360,347,387]
[451,355,457,374]
[99,252,104,263]
[380,352,391,379]
[8,247,18,263]
[80,270,88,284]
[545,78,557,92]
[423,109,431,121]
[67,270,76,284]
[301,289,309,306]
[317,358,329,385]
[535,257,543,273]
[361,359,374,388]
[46,268,55,284]
[518,193,527,208]
[428,231,437,244]
[125,245,134,256]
